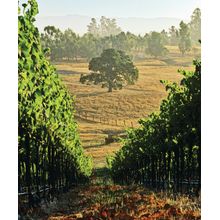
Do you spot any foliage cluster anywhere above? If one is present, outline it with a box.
[80,48,139,92]
[108,60,201,191]
[40,8,200,61]
[41,29,149,61]
[18,0,93,202]
[87,16,122,37]
[146,31,169,57]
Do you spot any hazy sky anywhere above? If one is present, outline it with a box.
[35,0,200,19]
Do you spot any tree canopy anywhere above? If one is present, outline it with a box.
[87,16,122,37]
[146,31,168,58]
[18,0,92,202]
[189,8,201,45]
[80,49,138,92]
[40,9,200,62]
[108,59,201,189]
[168,26,179,46]
[178,21,192,55]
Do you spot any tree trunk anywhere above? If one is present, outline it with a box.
[42,146,46,197]
[167,150,171,190]
[51,144,55,194]
[108,83,113,92]
[180,145,185,193]
[18,155,22,192]
[174,148,180,191]
[163,151,167,190]
[187,145,192,189]
[25,134,31,207]
[36,143,40,195]
[48,142,51,191]
[198,145,201,186]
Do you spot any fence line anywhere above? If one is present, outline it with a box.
[75,108,143,128]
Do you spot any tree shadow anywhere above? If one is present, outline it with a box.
[84,142,106,149]
[57,70,83,75]
[76,91,107,98]
[142,63,166,67]
[126,87,157,94]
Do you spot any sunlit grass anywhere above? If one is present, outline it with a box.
[54,46,200,168]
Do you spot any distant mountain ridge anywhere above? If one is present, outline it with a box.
[35,14,189,35]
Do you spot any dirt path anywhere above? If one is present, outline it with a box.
[25,180,200,219]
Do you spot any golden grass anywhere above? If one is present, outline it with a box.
[54,46,200,168]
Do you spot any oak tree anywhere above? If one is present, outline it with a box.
[80,49,138,92]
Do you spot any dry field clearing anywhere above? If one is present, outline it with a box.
[54,46,200,168]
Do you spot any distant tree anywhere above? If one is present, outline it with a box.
[41,25,64,60]
[63,29,79,60]
[41,27,81,61]
[87,18,99,37]
[143,33,149,47]
[189,8,201,45]
[125,32,137,52]
[160,29,169,45]
[98,36,113,52]
[135,34,147,52]
[43,25,59,37]
[100,16,122,37]
[80,49,138,92]
[87,17,122,37]
[79,33,99,60]
[178,21,191,55]
[111,32,130,52]
[146,31,168,58]
[168,26,179,45]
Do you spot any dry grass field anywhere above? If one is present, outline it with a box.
[54,46,200,168]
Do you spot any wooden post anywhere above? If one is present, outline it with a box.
[25,134,32,207]
[36,143,40,195]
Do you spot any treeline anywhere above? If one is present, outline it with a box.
[107,60,201,192]
[18,0,92,206]
[41,8,201,61]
